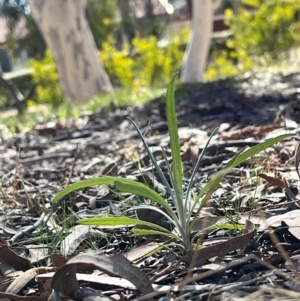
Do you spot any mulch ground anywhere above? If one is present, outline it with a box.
[1,71,300,300]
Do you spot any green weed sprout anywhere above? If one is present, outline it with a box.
[52,73,293,252]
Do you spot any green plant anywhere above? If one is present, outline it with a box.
[99,30,188,89]
[225,0,300,69]
[100,42,135,88]
[86,0,117,49]
[52,73,293,252]
[29,50,64,107]
[204,49,239,81]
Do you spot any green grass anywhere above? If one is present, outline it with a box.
[0,87,164,136]
[86,87,164,111]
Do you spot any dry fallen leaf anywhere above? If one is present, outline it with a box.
[60,225,106,257]
[257,173,284,188]
[182,220,255,265]
[191,216,228,233]
[49,250,154,300]
[283,218,300,240]
[0,239,31,271]
[258,209,300,231]
[6,267,52,296]
[13,193,40,215]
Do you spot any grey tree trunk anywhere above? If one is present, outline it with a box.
[28,0,114,103]
[181,0,213,83]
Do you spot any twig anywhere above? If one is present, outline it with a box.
[176,272,274,301]
[180,254,295,287]
[7,212,47,245]
[66,144,78,187]
[134,254,299,301]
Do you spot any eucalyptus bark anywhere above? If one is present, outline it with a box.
[28,0,114,103]
[181,0,213,83]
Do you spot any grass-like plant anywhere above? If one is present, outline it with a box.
[52,73,293,252]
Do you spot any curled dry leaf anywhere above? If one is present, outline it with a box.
[258,209,300,231]
[261,210,300,242]
[182,220,255,265]
[50,250,153,300]
[38,272,138,290]
[283,218,300,241]
[0,239,31,271]
[6,267,52,296]
[60,225,106,257]
[191,216,228,233]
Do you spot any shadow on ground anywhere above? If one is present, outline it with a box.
[130,72,300,132]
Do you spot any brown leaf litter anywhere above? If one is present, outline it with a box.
[2,73,300,300]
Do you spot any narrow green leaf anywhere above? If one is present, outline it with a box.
[225,133,294,169]
[192,133,294,219]
[114,180,178,223]
[166,73,183,201]
[185,127,219,212]
[211,223,245,230]
[127,117,174,197]
[161,147,180,210]
[133,229,179,240]
[78,216,172,234]
[52,176,151,203]
[52,176,118,203]
[160,149,190,242]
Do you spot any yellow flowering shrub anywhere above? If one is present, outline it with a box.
[30,50,64,106]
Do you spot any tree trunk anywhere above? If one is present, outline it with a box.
[117,0,137,45]
[181,0,213,83]
[28,0,114,103]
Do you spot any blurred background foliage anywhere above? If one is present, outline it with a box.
[99,29,188,90]
[1,0,300,109]
[206,0,300,80]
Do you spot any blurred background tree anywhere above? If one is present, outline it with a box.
[1,0,300,109]
[0,0,119,57]
[86,0,117,49]
[0,0,46,58]
[28,0,114,103]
